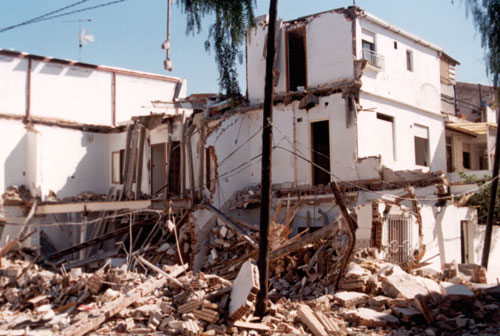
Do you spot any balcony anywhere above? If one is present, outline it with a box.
[362,48,385,70]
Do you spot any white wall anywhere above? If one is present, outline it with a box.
[115,74,179,124]
[206,113,252,209]
[357,18,441,115]
[37,125,110,197]
[357,92,447,172]
[473,225,500,283]
[0,120,28,193]
[0,52,183,127]
[0,56,27,116]
[246,11,354,103]
[30,61,113,125]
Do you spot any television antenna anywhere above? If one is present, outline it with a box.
[63,18,93,61]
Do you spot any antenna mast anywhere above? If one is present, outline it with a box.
[63,18,92,61]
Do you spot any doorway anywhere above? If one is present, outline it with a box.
[311,120,331,185]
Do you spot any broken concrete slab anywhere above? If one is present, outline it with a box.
[228,259,259,320]
[440,281,474,297]
[346,307,399,327]
[334,291,369,308]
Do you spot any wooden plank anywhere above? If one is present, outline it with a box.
[124,126,139,199]
[135,125,146,200]
[297,304,328,336]
[122,124,134,188]
[268,219,340,262]
[330,181,357,291]
[60,276,167,336]
[137,256,185,288]
[233,321,270,332]
[35,200,152,215]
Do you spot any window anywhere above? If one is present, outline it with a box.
[286,27,307,92]
[440,59,451,83]
[463,143,471,169]
[386,215,413,264]
[414,124,429,166]
[311,120,331,186]
[362,29,377,65]
[111,151,123,184]
[446,136,453,172]
[394,41,398,49]
[376,113,395,161]
[406,49,413,72]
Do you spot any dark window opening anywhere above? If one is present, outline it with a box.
[394,41,398,49]
[406,50,413,72]
[151,143,166,195]
[377,113,393,122]
[414,137,429,166]
[287,28,307,92]
[311,120,331,186]
[463,151,471,169]
[168,141,181,196]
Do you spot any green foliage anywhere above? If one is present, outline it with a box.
[464,0,500,88]
[458,172,500,224]
[178,0,256,96]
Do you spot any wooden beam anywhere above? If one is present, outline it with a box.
[330,181,357,291]
[35,200,153,215]
[268,219,341,262]
[135,125,146,200]
[61,276,168,336]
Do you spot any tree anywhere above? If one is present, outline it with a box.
[465,0,500,87]
[178,0,256,96]
[462,0,500,268]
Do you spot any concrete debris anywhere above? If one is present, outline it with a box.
[0,232,499,335]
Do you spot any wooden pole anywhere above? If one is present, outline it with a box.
[482,96,500,269]
[256,0,278,318]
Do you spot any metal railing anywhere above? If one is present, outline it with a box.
[362,48,385,70]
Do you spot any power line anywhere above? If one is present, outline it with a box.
[0,0,130,34]
[0,0,91,33]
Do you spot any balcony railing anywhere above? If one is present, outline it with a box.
[362,48,385,70]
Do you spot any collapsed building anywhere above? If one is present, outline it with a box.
[0,6,500,336]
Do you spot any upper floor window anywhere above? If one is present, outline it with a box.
[414,124,429,167]
[406,49,414,72]
[361,29,383,69]
[286,27,307,92]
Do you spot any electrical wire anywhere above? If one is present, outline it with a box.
[0,0,131,34]
[0,0,91,33]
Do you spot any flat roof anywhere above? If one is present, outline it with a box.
[0,49,181,83]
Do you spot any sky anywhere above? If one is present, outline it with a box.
[0,0,492,95]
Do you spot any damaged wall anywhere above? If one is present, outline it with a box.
[246,10,355,104]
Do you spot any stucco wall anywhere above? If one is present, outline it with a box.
[0,56,27,116]
[357,92,446,172]
[357,18,441,115]
[247,11,354,103]
[0,120,28,193]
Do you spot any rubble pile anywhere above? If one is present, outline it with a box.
[1,185,32,205]
[2,242,499,335]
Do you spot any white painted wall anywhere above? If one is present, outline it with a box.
[357,18,442,115]
[0,52,183,127]
[30,61,113,125]
[0,120,28,193]
[115,74,179,124]
[473,225,500,283]
[205,113,252,209]
[37,125,110,197]
[357,92,447,172]
[246,11,354,103]
[0,56,27,116]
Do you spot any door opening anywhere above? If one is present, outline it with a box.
[311,120,331,185]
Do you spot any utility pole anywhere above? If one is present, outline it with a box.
[162,0,173,71]
[256,0,278,318]
[481,96,500,268]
